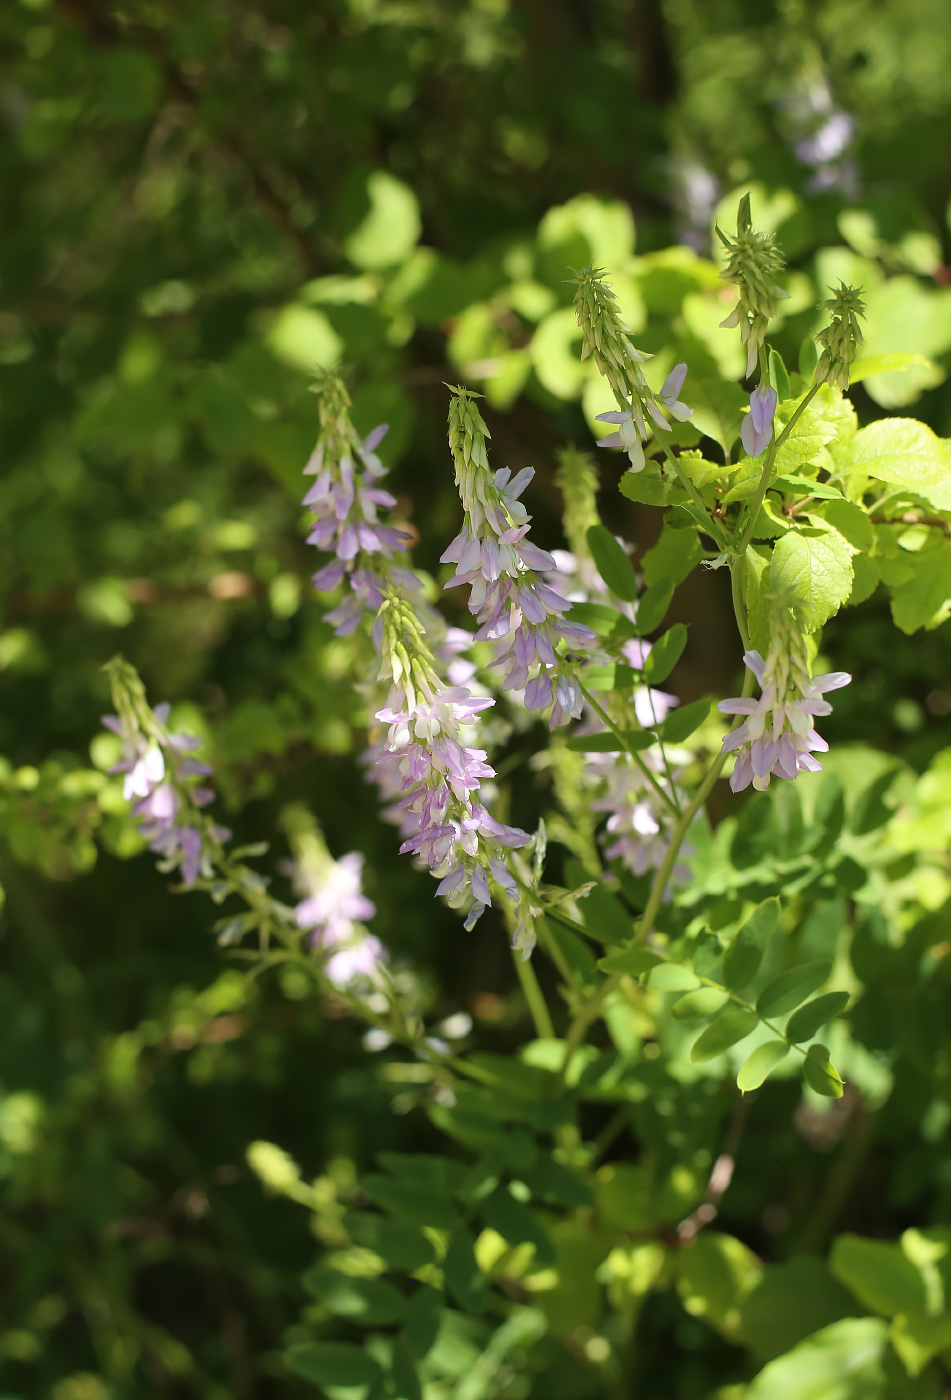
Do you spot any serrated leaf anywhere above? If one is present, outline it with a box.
[756,960,833,1018]
[845,417,949,502]
[785,991,850,1044]
[737,1040,789,1092]
[770,526,853,631]
[643,623,687,684]
[566,731,654,753]
[771,474,843,500]
[888,541,951,633]
[285,1342,383,1387]
[619,461,684,506]
[587,524,638,601]
[812,499,874,553]
[636,576,675,634]
[690,1010,759,1062]
[598,947,663,976]
[660,698,710,743]
[722,898,780,991]
[802,1043,844,1098]
[772,393,841,476]
[670,987,729,1020]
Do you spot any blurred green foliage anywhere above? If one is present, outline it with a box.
[3,0,951,1396]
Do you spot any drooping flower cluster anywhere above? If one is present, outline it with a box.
[442,387,593,722]
[103,659,229,886]
[375,590,529,929]
[718,599,851,792]
[287,815,386,988]
[573,266,693,472]
[716,194,789,379]
[814,282,866,392]
[303,371,414,636]
[588,748,691,884]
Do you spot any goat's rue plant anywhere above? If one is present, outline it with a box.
[100,199,951,1397]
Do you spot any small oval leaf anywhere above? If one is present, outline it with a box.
[646,963,700,992]
[802,1043,844,1098]
[587,524,638,602]
[660,699,711,744]
[670,988,729,1021]
[785,991,850,1044]
[636,576,675,634]
[643,623,688,684]
[598,947,663,976]
[737,1040,789,1092]
[690,1010,759,1063]
[756,960,833,1019]
[722,898,781,992]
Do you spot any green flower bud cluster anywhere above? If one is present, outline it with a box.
[572,264,653,412]
[447,383,491,478]
[378,588,441,709]
[717,194,789,379]
[814,282,866,392]
[555,447,599,562]
[312,368,358,461]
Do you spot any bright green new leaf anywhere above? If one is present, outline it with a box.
[646,963,700,992]
[676,1231,763,1338]
[785,991,850,1044]
[845,417,949,500]
[802,1043,844,1098]
[744,1317,888,1400]
[266,304,343,372]
[643,623,687,684]
[636,576,675,634]
[737,1040,789,1092]
[587,524,638,601]
[830,1235,930,1318]
[690,1010,759,1063]
[889,541,951,633]
[813,498,874,553]
[756,960,833,1018]
[770,526,853,631]
[849,352,932,384]
[772,474,843,500]
[722,898,780,990]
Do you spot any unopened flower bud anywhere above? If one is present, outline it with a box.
[717,194,789,379]
[814,282,866,392]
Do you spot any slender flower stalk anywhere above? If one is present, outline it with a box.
[375,590,530,929]
[103,658,230,886]
[442,387,594,722]
[716,194,789,379]
[718,598,850,792]
[303,371,415,636]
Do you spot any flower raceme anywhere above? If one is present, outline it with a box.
[376,590,529,929]
[718,605,851,793]
[103,687,230,887]
[717,194,789,379]
[442,387,593,722]
[303,371,414,636]
[290,830,386,989]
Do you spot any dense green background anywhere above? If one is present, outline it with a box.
[2,1,951,1396]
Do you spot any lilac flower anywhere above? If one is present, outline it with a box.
[595,363,693,473]
[292,846,387,988]
[103,701,229,886]
[303,375,414,637]
[718,634,851,794]
[588,747,691,884]
[376,591,529,929]
[740,385,778,458]
[444,388,594,722]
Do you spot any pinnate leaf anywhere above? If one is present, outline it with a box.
[802,1043,844,1098]
[756,960,832,1018]
[690,1010,758,1063]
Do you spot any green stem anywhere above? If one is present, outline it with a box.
[514,948,556,1039]
[734,383,820,557]
[579,681,681,818]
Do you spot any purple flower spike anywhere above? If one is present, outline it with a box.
[740,385,778,458]
[718,630,851,794]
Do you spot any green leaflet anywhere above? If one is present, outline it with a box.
[744,1317,888,1400]
[844,417,948,504]
[586,524,638,601]
[769,526,853,631]
[830,1235,930,1317]
[690,1009,759,1062]
[802,1043,844,1098]
[737,1040,789,1092]
[643,623,687,683]
[785,991,850,1044]
[635,576,675,634]
[285,1341,383,1387]
[756,960,833,1018]
[660,698,711,743]
[722,898,780,990]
